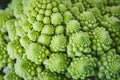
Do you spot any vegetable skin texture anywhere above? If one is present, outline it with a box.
[0,0,120,80]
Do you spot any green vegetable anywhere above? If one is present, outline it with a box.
[0,0,120,80]
[98,49,120,79]
[14,58,42,80]
[67,55,96,79]
[44,53,69,73]
[0,43,9,70]
[38,70,65,80]
[4,69,22,80]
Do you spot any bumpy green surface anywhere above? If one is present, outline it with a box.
[79,11,97,31]
[0,10,12,29]
[66,20,81,35]
[0,44,9,70]
[92,27,112,55]
[50,34,67,52]
[0,0,120,80]
[67,31,91,57]
[38,70,64,80]
[44,53,69,73]
[26,43,50,64]
[98,49,120,80]
[6,19,18,41]
[4,69,22,80]
[7,40,24,59]
[15,58,42,80]
[67,55,97,79]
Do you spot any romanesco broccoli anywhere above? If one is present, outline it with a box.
[0,0,120,80]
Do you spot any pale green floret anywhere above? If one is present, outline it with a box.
[79,11,97,31]
[27,30,39,41]
[92,27,112,55]
[88,7,103,22]
[51,2,57,7]
[51,13,63,25]
[38,70,62,80]
[26,43,50,64]
[22,21,31,32]
[67,55,96,80]
[13,4,23,18]
[43,17,51,24]
[44,53,69,73]
[73,2,85,12]
[55,25,65,34]
[70,7,80,16]
[50,34,67,52]
[38,34,51,46]
[101,16,120,36]
[4,69,22,80]
[105,6,120,19]
[82,0,104,10]
[52,7,58,13]
[45,10,52,16]
[8,0,22,10]
[0,10,12,29]
[19,14,27,23]
[6,20,18,41]
[24,8,30,17]
[63,11,73,23]
[39,9,45,15]
[31,10,38,17]
[34,7,40,12]
[41,25,54,35]
[98,49,120,79]
[61,0,72,9]
[0,44,9,70]
[67,31,91,57]
[41,4,46,9]
[36,14,44,21]
[25,1,38,14]
[8,0,22,17]
[66,20,81,35]
[101,16,120,50]
[16,26,26,37]
[7,41,24,59]
[33,21,43,32]
[20,36,31,49]
[27,16,36,24]
[46,3,52,9]
[58,4,67,13]
[15,59,42,80]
